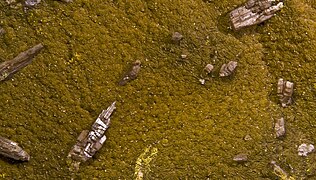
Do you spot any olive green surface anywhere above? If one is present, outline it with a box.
[1,0,316,179]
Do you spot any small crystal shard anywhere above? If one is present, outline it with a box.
[118,60,141,86]
[171,32,183,44]
[298,143,314,156]
[275,117,285,138]
[277,78,294,107]
[233,153,248,162]
[219,61,237,77]
[25,0,41,6]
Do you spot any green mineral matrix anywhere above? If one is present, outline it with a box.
[1,0,316,179]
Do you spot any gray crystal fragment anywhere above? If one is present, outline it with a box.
[0,43,44,82]
[277,78,294,107]
[0,136,30,161]
[204,64,214,74]
[219,61,237,77]
[68,102,116,163]
[200,64,214,79]
[298,143,314,157]
[118,60,141,86]
[275,117,285,138]
[233,153,248,162]
[25,0,41,6]
[230,0,284,30]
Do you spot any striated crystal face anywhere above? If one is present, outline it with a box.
[0,136,30,161]
[219,61,238,77]
[68,102,116,165]
[230,0,283,30]
[277,79,294,107]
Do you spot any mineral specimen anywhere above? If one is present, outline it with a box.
[25,0,41,6]
[203,64,214,75]
[68,102,116,163]
[230,0,284,30]
[298,143,314,157]
[200,64,214,78]
[171,32,183,44]
[0,136,30,161]
[219,61,237,77]
[277,78,294,107]
[233,153,248,162]
[199,64,214,84]
[275,117,285,138]
[119,60,141,86]
[0,43,44,82]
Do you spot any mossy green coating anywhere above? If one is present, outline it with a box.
[1,0,316,179]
